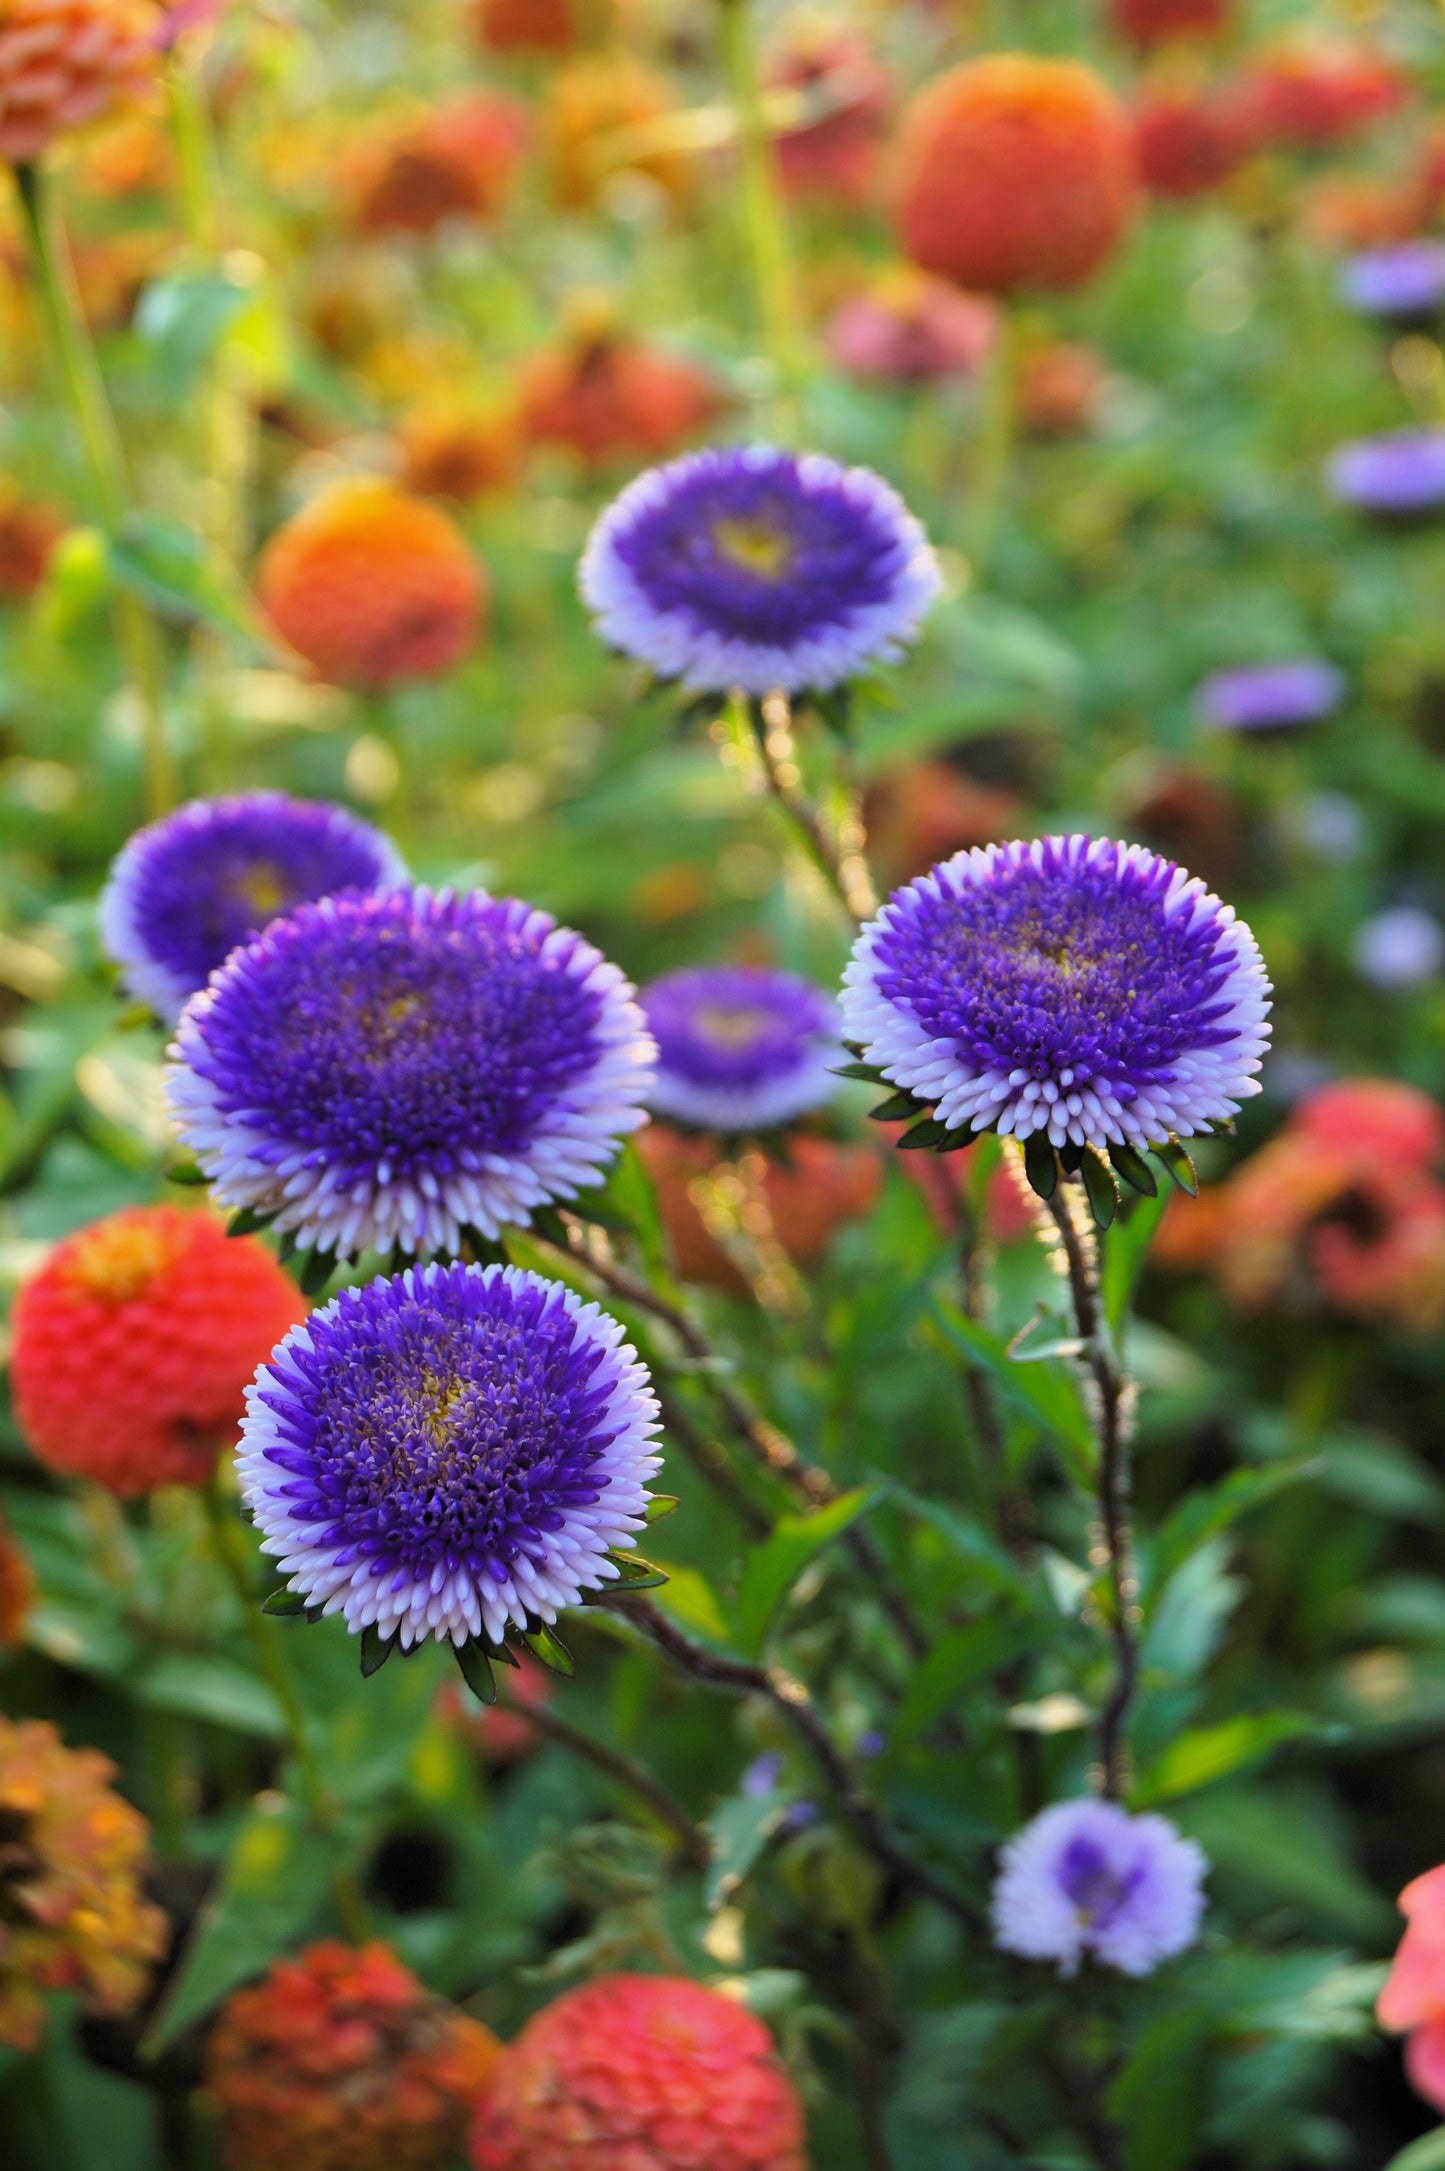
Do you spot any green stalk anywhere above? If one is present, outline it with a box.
[15,161,177,818]
[718,0,805,439]
[966,301,1019,585]
[203,1475,372,1943]
[167,54,219,255]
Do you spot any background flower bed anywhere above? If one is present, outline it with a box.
[3,0,1445,2165]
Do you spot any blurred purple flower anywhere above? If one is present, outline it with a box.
[642,964,841,1134]
[1352,906,1445,988]
[1327,429,1445,515]
[1338,243,1445,321]
[1198,660,1344,734]
[993,1798,1206,1978]
[742,1752,785,1796]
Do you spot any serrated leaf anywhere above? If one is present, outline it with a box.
[1108,1141,1158,1197]
[1155,1137,1199,1197]
[642,1495,680,1524]
[521,1623,575,1677]
[733,1488,877,1655]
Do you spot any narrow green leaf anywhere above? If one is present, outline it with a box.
[1107,1141,1158,1197]
[1155,1137,1200,1197]
[110,510,266,645]
[606,1551,670,1591]
[164,1161,208,1187]
[931,1300,1094,1477]
[1146,1459,1320,1603]
[734,1488,877,1655]
[1080,1150,1119,1230]
[261,1587,309,1617]
[521,1623,575,1677]
[1102,1189,1170,1333]
[890,1615,1034,1748]
[705,1790,787,1911]
[897,1117,951,1151]
[642,1494,680,1524]
[298,1248,338,1297]
[1131,1712,1325,1807]
[359,1624,395,1678]
[454,1639,497,1704]
[226,1207,273,1237]
[831,1060,887,1083]
[868,1090,927,1123]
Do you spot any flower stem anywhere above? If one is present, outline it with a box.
[500,1693,709,1868]
[14,161,177,819]
[1045,1183,1138,1801]
[732,690,877,926]
[717,0,805,438]
[966,300,1019,584]
[202,1474,372,1942]
[168,52,219,255]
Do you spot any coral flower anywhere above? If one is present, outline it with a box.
[1133,84,1253,199]
[349,93,527,237]
[207,1941,500,2171]
[257,479,485,689]
[893,55,1138,295]
[11,1207,307,1495]
[827,266,997,385]
[0,1717,168,2051]
[520,326,723,469]
[0,0,160,165]
[1380,1866,1445,2112]
[1111,0,1228,48]
[470,1974,807,2170]
[765,21,892,209]
[1236,43,1403,151]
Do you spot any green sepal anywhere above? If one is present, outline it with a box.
[831,1060,887,1084]
[1057,1138,1085,1176]
[487,1638,521,1670]
[277,1228,298,1265]
[260,1588,308,1618]
[298,1247,338,1297]
[1155,1137,1200,1197]
[454,1639,497,1704]
[937,1122,983,1153]
[897,1117,951,1151]
[1081,1149,1120,1230]
[642,1495,680,1524]
[165,1162,209,1188]
[359,1624,396,1678]
[521,1623,576,1677]
[227,1206,275,1238]
[1023,1133,1058,1201]
[1107,1142,1158,1197]
[868,1090,927,1124]
[606,1551,670,1590]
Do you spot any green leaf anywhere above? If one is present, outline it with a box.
[1107,1141,1158,1197]
[831,1060,887,1083]
[704,1789,787,1911]
[298,1247,338,1297]
[359,1624,395,1678]
[1385,2129,1445,2171]
[1146,1459,1320,1604]
[521,1623,575,1677]
[1102,1190,1170,1333]
[883,1484,1029,1601]
[868,1089,927,1124]
[733,1488,877,1655]
[647,1563,736,1646]
[1081,1149,1119,1229]
[261,1588,309,1618]
[889,1615,1035,1748]
[1155,1138,1199,1197]
[606,1551,670,1591]
[931,1299,1095,1478]
[896,1117,951,1151]
[1022,1133,1058,1200]
[142,1796,336,2055]
[454,1639,498,1704]
[109,512,266,646]
[135,1654,283,1738]
[1107,2007,1213,2171]
[1132,1712,1326,1807]
[642,1494,680,1524]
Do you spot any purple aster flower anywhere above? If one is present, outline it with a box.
[1352,905,1445,988]
[1198,660,1344,735]
[1326,428,1445,516]
[642,965,841,1132]
[993,1799,1206,1978]
[1338,242,1445,322]
[579,444,941,695]
[165,886,655,1258]
[100,792,406,1022]
[238,1262,661,1649]
[841,836,1271,1153]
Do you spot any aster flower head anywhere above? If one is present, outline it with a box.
[100,792,407,1021]
[1339,241,1445,322]
[579,444,941,695]
[642,964,841,1133]
[841,835,1271,1172]
[993,1798,1207,1978]
[1327,427,1445,516]
[165,886,655,1262]
[1198,660,1344,734]
[240,1262,660,1663]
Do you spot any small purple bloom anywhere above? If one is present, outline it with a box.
[1352,906,1445,988]
[841,836,1271,1154]
[742,1752,785,1796]
[100,792,406,1022]
[1326,428,1445,516]
[165,886,655,1257]
[1198,660,1344,734]
[992,1799,1206,1978]
[579,444,941,695]
[642,965,841,1133]
[1338,242,1445,321]
[238,1262,661,1649]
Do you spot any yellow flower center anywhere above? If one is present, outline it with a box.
[712,518,793,579]
[694,1002,771,1050]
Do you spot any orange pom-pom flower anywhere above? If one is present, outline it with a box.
[11,1206,307,1495]
[471,1974,808,2170]
[257,479,485,690]
[349,94,527,238]
[893,55,1138,295]
[0,0,160,166]
[207,1941,500,2171]
[520,325,722,469]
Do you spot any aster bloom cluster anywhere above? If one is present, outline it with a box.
[165,885,655,1262]
[0,1716,168,2050]
[206,1940,500,2171]
[1156,1077,1445,1332]
[100,791,406,1020]
[239,1262,660,1677]
[642,964,842,1134]
[993,1799,1207,1978]
[579,444,941,696]
[841,834,1271,1211]
[470,1973,808,2170]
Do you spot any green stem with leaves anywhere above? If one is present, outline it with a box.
[15,161,177,819]
[718,0,805,438]
[202,1474,371,1942]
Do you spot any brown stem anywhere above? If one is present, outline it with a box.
[1045,1185,1138,1802]
[502,1691,708,1869]
[615,1596,981,1931]
[747,693,876,926]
